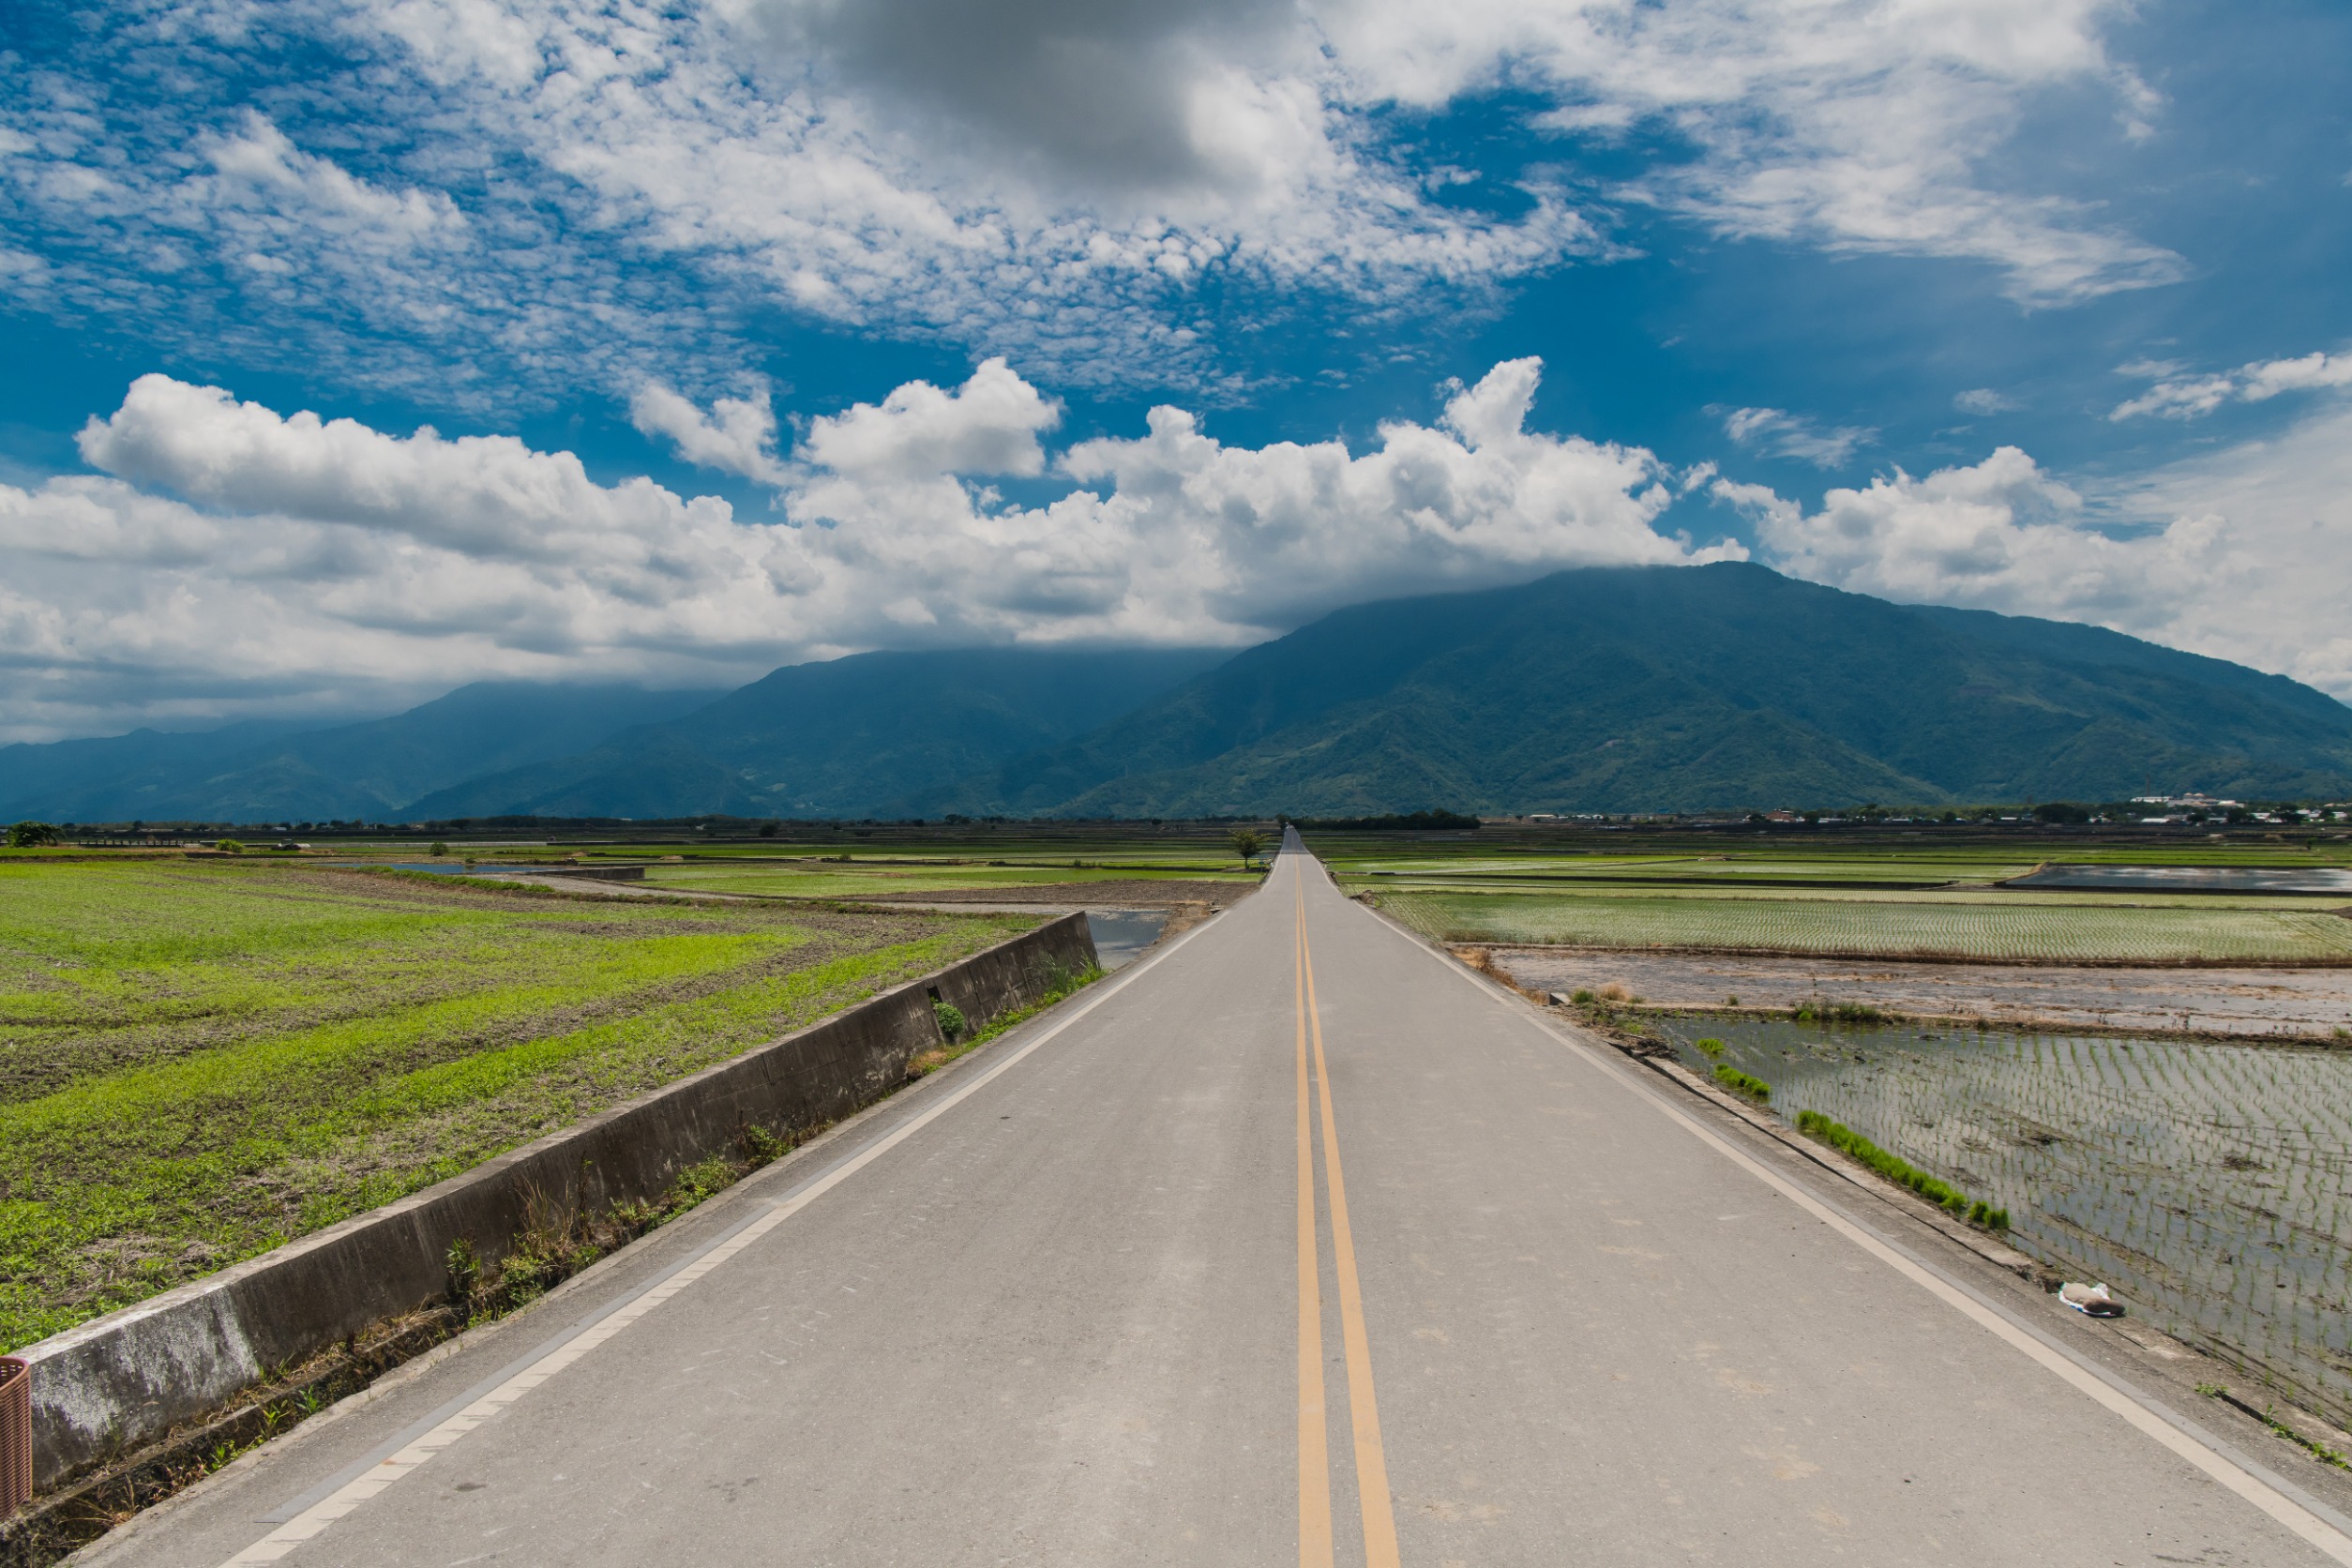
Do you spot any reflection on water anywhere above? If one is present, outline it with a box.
[1659,1015,2352,1420]
[1086,910,1169,971]
[2010,863,2352,894]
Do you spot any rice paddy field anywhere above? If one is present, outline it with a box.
[1380,886,2352,964]
[1334,831,2352,964]
[294,829,1268,902]
[630,856,1260,900]
[0,859,1033,1353]
[1655,1016,2352,1424]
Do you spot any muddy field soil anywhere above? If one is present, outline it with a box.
[1497,947,2352,1041]
[860,878,1258,908]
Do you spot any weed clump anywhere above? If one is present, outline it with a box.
[1695,1037,1727,1060]
[1570,988,1596,1004]
[2196,1383,2352,1471]
[932,998,967,1040]
[445,1120,806,1320]
[1792,1000,1893,1024]
[1796,1109,2009,1231]
[909,961,1104,1078]
[1712,1063,1772,1102]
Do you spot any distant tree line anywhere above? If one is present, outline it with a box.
[1286,809,1482,832]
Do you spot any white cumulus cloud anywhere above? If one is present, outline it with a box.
[798,359,1061,480]
[629,384,794,487]
[0,358,1740,740]
[1721,435,2352,701]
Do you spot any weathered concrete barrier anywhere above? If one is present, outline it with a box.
[19,913,1097,1488]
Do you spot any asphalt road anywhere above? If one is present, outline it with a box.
[86,836,2352,1566]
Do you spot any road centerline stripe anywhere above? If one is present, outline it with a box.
[1299,877,1403,1568]
[1296,878,1335,1568]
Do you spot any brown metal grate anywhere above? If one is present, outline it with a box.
[0,1355,27,1516]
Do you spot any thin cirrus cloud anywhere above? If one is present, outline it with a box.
[0,358,1740,741]
[0,0,2181,402]
[2110,349,2352,420]
[1953,388,2020,415]
[1719,406,1877,469]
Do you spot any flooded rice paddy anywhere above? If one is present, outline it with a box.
[1654,1015,2352,1421]
[1500,948,2352,1039]
[2009,864,2352,895]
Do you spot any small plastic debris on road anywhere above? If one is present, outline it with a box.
[2058,1282,2126,1318]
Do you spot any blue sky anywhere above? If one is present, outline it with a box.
[2,0,2348,741]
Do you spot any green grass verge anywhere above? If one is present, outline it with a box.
[0,860,1032,1350]
[1796,1109,2010,1230]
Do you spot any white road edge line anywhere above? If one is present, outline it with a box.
[220,914,1223,1566]
[1388,903,2352,1565]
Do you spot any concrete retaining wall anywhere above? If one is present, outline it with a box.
[19,913,1097,1488]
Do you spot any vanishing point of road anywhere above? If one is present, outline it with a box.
[88,834,2352,1565]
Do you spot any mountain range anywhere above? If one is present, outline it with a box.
[400,647,1229,821]
[0,684,722,825]
[925,564,2352,816]
[5,564,2347,822]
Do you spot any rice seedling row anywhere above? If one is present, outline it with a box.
[1658,1017,2352,1423]
[1383,890,2352,964]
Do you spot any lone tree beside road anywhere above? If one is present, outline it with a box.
[1229,828,1267,868]
[8,821,61,848]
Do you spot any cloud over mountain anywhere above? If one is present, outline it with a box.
[1715,425,2352,702]
[0,359,1734,741]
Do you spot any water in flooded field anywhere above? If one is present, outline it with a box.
[1656,1016,2352,1420]
[2009,863,2352,894]
[1084,909,1168,969]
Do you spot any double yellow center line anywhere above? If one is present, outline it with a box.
[1294,873,1401,1568]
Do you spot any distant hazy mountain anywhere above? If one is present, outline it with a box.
[0,684,723,823]
[17,566,2344,824]
[911,564,2352,816]
[399,646,1230,822]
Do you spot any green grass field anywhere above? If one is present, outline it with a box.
[0,861,1032,1352]
[1380,887,2352,964]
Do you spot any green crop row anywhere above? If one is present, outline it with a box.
[1380,889,2352,963]
[1796,1109,2010,1230]
[1711,1063,1772,1102]
[0,861,1032,1351]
